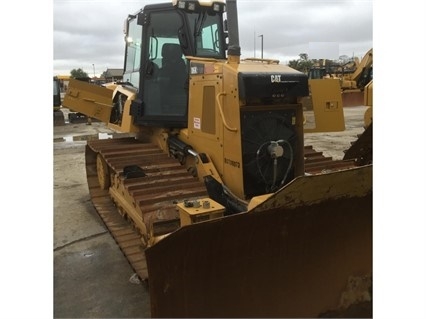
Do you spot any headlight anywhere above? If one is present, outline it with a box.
[174,0,226,13]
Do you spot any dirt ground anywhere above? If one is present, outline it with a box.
[304,105,368,159]
[53,105,369,318]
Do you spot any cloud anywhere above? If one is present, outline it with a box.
[236,0,372,62]
[53,0,372,75]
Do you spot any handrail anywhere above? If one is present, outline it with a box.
[242,57,279,64]
[215,92,238,132]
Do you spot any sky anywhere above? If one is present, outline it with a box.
[53,0,373,77]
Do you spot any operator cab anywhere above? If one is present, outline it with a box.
[123,0,227,127]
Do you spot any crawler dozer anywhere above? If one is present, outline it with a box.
[62,0,372,317]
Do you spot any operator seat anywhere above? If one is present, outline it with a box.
[160,43,187,115]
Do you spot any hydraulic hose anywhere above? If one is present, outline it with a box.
[256,139,294,192]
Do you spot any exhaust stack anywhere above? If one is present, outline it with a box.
[226,0,241,63]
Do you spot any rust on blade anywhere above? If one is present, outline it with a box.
[145,166,372,318]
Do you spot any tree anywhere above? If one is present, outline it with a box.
[288,59,300,70]
[297,53,313,74]
[287,53,313,74]
[70,68,89,79]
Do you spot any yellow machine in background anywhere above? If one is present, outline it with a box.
[340,48,373,91]
[307,48,373,107]
[364,79,373,127]
[63,0,372,317]
[339,48,373,107]
[302,53,371,133]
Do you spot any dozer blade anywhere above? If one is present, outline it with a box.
[146,165,372,318]
[62,78,113,122]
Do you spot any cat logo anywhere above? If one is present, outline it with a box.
[271,75,282,83]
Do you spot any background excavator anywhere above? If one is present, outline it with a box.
[62,0,372,317]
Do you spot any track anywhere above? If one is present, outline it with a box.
[85,137,208,280]
[84,136,359,280]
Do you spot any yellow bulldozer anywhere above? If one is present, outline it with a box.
[62,0,372,317]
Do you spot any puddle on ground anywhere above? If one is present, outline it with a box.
[54,132,113,143]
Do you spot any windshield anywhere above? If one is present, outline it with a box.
[186,11,226,58]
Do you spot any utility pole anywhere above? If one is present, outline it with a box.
[254,30,256,58]
[258,34,263,59]
[92,64,96,78]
